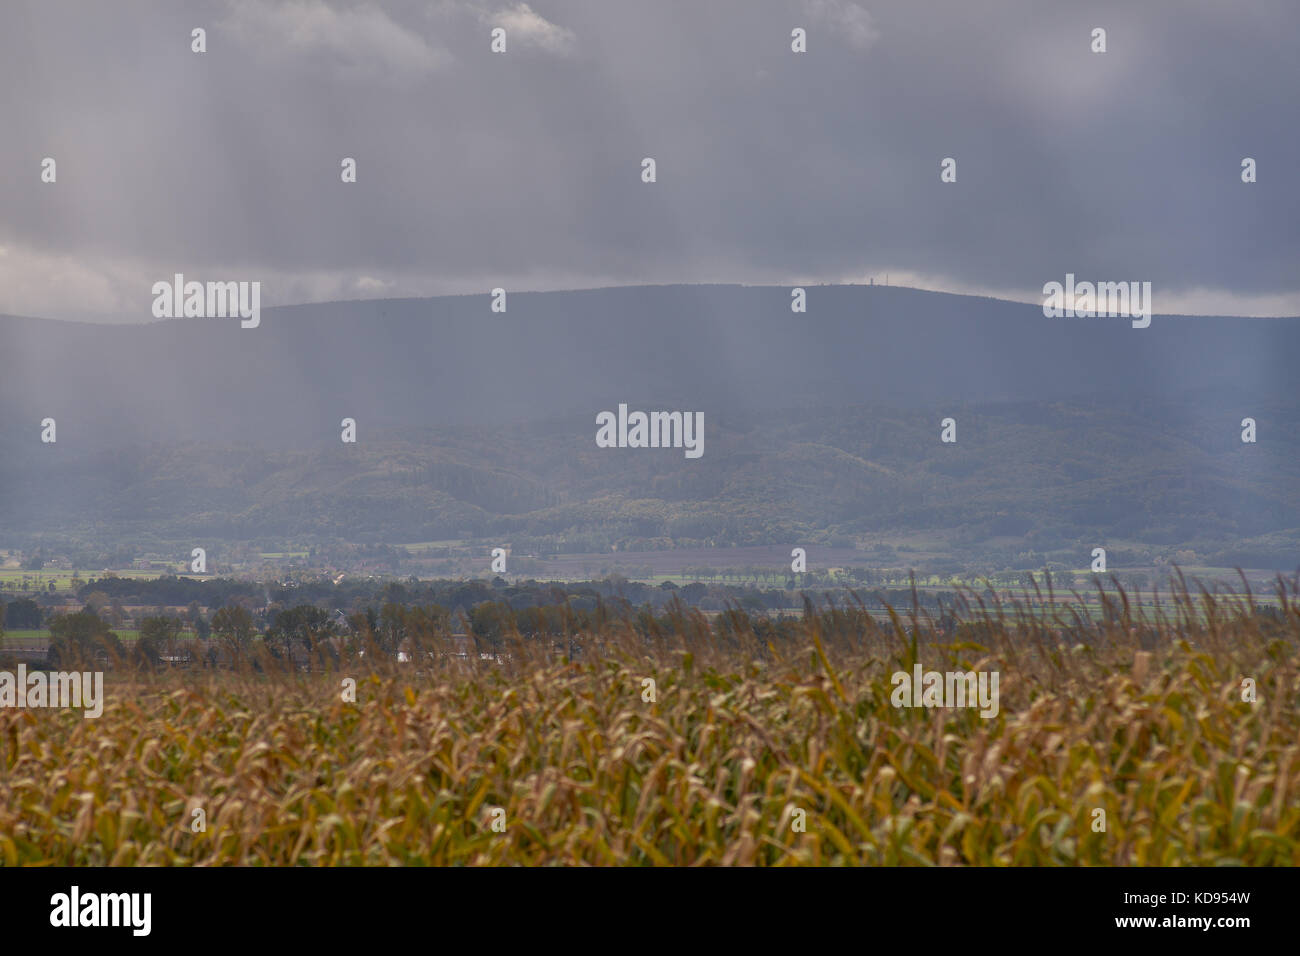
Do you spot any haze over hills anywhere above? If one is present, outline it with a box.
[2,284,1298,571]
[3,283,1298,444]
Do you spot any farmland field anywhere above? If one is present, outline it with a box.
[1,629,141,647]
[0,568,184,591]
[2,585,1295,866]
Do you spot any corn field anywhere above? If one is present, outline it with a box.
[2,580,1297,866]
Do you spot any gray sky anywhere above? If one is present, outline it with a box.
[1,0,1297,320]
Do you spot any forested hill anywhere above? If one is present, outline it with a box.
[2,397,1298,568]
[2,285,1297,567]
[1,284,1296,449]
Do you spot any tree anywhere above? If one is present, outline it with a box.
[108,599,128,627]
[47,610,120,667]
[139,615,183,644]
[83,591,112,615]
[211,605,255,649]
[137,616,184,666]
[3,598,42,629]
[187,601,210,640]
[266,605,334,656]
[469,601,514,654]
[376,602,407,654]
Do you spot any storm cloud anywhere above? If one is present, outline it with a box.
[1,0,1297,319]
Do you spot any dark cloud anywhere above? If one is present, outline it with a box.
[0,0,1296,318]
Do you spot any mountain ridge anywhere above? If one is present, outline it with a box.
[2,285,1297,567]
